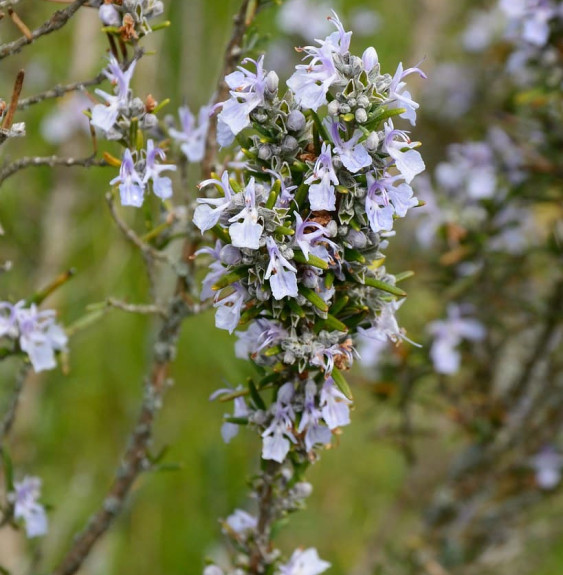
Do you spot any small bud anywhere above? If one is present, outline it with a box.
[130,97,145,116]
[287,109,306,132]
[141,113,158,130]
[355,108,368,123]
[340,104,351,114]
[265,71,279,96]
[357,95,370,108]
[258,144,272,161]
[366,131,380,151]
[327,100,341,116]
[293,481,313,499]
[362,46,379,72]
[281,135,299,154]
[99,3,121,26]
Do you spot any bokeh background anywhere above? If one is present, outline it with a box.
[0,1,561,573]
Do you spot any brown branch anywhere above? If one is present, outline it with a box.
[51,296,190,575]
[0,0,89,60]
[0,155,107,187]
[1,69,24,130]
[201,0,255,177]
[17,73,106,110]
[0,363,30,449]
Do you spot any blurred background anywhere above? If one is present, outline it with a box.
[0,0,562,574]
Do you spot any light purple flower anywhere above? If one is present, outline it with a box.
[15,304,67,373]
[358,300,406,345]
[305,143,338,211]
[217,56,267,140]
[228,178,263,249]
[169,105,210,163]
[262,382,296,462]
[384,120,425,184]
[362,46,379,72]
[264,237,298,300]
[224,509,257,535]
[320,378,351,430]
[110,148,145,207]
[235,318,287,359]
[294,212,335,261]
[387,62,426,126]
[214,283,247,334]
[193,172,234,232]
[287,12,351,111]
[280,548,331,575]
[91,56,136,133]
[298,381,332,452]
[196,240,226,301]
[98,3,121,26]
[143,139,177,200]
[8,476,48,538]
[530,446,563,490]
[329,120,372,173]
[428,304,486,374]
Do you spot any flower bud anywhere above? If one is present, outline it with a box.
[292,481,313,499]
[99,4,121,26]
[327,100,341,116]
[355,108,368,124]
[281,135,299,154]
[258,144,272,161]
[366,131,380,151]
[265,71,279,97]
[287,109,306,132]
[362,46,379,72]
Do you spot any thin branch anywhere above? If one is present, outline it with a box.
[17,73,106,110]
[1,69,24,130]
[0,363,30,449]
[51,296,190,575]
[0,0,89,60]
[0,155,107,187]
[104,298,168,318]
[201,0,255,177]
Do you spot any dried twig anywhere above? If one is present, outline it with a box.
[0,0,89,60]
[0,363,30,449]
[17,73,106,110]
[0,155,107,187]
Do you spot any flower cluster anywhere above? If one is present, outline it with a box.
[8,476,48,538]
[196,12,424,464]
[91,55,158,139]
[0,301,67,372]
[97,0,164,36]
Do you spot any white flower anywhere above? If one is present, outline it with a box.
[280,548,331,575]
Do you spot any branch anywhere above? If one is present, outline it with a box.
[201,0,257,177]
[0,0,89,60]
[51,296,190,575]
[17,73,106,110]
[0,363,30,449]
[0,155,108,187]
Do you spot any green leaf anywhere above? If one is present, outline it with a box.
[248,378,267,411]
[293,250,329,269]
[212,266,249,290]
[266,179,282,209]
[344,248,365,264]
[299,286,329,312]
[394,270,415,283]
[1,448,14,492]
[363,277,407,297]
[331,367,353,400]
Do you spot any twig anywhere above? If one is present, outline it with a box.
[0,0,89,60]
[104,298,168,318]
[0,363,30,448]
[17,73,106,110]
[0,155,107,187]
[51,296,190,575]
[1,69,24,130]
[201,0,255,177]
[8,7,32,39]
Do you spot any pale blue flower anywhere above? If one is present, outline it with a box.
[320,378,351,430]
[293,212,335,260]
[384,120,425,184]
[143,140,177,200]
[217,56,267,140]
[362,46,379,72]
[305,143,338,211]
[214,283,247,334]
[262,382,296,462]
[235,318,287,359]
[193,172,234,232]
[9,476,48,538]
[228,178,263,249]
[329,120,372,173]
[169,105,210,163]
[224,509,257,535]
[195,240,226,300]
[264,238,298,300]
[280,548,331,575]
[91,56,136,133]
[387,62,426,126]
[428,304,486,374]
[110,148,145,207]
[298,381,332,452]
